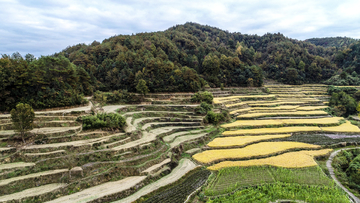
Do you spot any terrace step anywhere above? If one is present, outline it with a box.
[170,132,210,149]
[163,129,205,143]
[113,159,199,203]
[0,183,67,203]
[0,162,35,171]
[24,150,66,159]
[0,169,68,195]
[141,122,202,131]
[23,133,124,152]
[134,117,203,128]
[141,158,171,175]
[103,137,132,148]
[45,176,147,203]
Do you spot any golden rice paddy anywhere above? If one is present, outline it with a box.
[207,134,291,148]
[229,108,251,115]
[225,102,246,108]
[221,117,343,128]
[296,106,328,111]
[222,126,321,136]
[237,111,328,119]
[213,95,276,104]
[192,141,321,164]
[207,149,333,170]
[251,106,299,110]
[321,121,360,133]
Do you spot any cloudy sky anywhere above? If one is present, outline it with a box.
[1,0,360,57]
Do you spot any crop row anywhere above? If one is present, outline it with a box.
[207,149,333,170]
[221,117,343,128]
[192,142,321,164]
[143,170,211,203]
[206,165,335,196]
[222,121,360,136]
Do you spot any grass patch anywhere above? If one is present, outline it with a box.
[207,182,348,203]
[205,166,336,197]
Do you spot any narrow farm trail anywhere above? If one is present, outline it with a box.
[327,148,360,203]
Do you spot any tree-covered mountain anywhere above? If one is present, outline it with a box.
[324,41,360,85]
[1,22,359,110]
[305,37,358,48]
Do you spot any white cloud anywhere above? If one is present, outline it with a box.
[0,0,359,57]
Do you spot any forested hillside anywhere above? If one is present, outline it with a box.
[0,54,90,111]
[1,22,360,110]
[306,37,358,48]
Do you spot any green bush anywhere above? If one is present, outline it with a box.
[205,111,229,125]
[77,113,126,130]
[190,91,213,104]
[346,154,360,185]
[195,102,213,114]
[328,85,358,95]
[329,91,357,117]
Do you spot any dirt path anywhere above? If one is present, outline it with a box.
[35,102,93,114]
[124,117,136,133]
[103,105,126,113]
[0,183,67,202]
[326,148,360,203]
[113,158,199,203]
[45,176,146,203]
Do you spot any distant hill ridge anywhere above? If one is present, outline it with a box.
[305,37,359,48]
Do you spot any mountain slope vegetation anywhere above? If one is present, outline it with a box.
[1,22,360,110]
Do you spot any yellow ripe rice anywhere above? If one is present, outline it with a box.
[225,102,246,108]
[208,134,291,148]
[221,117,343,128]
[321,121,360,133]
[192,141,320,164]
[248,102,306,107]
[251,106,299,110]
[214,95,276,104]
[222,126,321,136]
[296,106,328,111]
[207,149,333,170]
[237,111,328,119]
[229,108,251,115]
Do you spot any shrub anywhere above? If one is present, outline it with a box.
[10,103,35,143]
[190,91,213,104]
[329,91,357,117]
[205,111,229,125]
[346,154,360,185]
[77,113,126,130]
[195,102,213,114]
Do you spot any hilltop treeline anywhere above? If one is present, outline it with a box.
[0,54,89,111]
[1,22,360,110]
[56,22,341,87]
[306,37,358,48]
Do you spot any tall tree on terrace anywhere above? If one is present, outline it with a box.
[10,103,35,144]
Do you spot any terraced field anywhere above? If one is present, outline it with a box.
[193,84,360,202]
[0,100,215,203]
[1,85,360,202]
